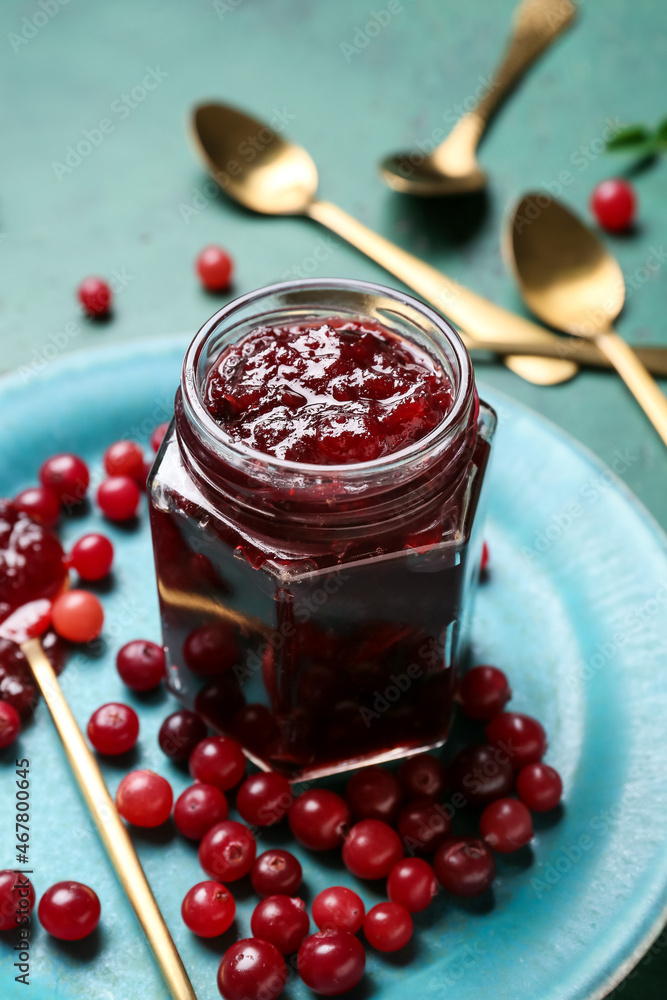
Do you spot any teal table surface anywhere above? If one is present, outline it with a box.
[1,0,666,997]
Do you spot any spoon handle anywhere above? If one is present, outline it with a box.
[21,637,198,1000]
[307,198,573,350]
[594,331,667,446]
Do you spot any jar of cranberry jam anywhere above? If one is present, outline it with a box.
[149,279,496,780]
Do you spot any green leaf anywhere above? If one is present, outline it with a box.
[606,125,653,151]
[655,118,667,145]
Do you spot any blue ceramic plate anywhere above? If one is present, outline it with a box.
[1,337,667,1000]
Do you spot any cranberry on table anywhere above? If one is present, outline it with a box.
[38,881,101,940]
[364,902,412,952]
[196,245,233,292]
[387,857,437,913]
[116,639,165,692]
[189,735,246,791]
[97,475,141,521]
[69,533,114,580]
[298,930,366,996]
[0,700,21,749]
[397,753,447,800]
[458,665,511,721]
[516,762,563,812]
[345,766,402,824]
[116,770,173,828]
[0,871,35,931]
[218,937,286,1000]
[251,895,310,955]
[104,440,145,481]
[52,590,104,643]
[78,276,112,316]
[448,743,515,808]
[342,819,404,880]
[199,820,256,882]
[288,789,350,851]
[486,712,547,770]
[591,178,636,232]
[150,422,169,453]
[184,623,239,677]
[14,486,60,527]
[251,849,303,898]
[0,673,36,719]
[87,702,139,755]
[433,836,496,896]
[181,880,235,938]
[237,771,293,827]
[312,886,365,935]
[174,784,228,840]
[480,798,533,853]
[39,453,90,505]
[158,709,207,761]
[398,796,451,855]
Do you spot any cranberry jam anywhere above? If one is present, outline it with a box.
[149,280,496,780]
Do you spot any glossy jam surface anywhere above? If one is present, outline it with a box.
[0,500,66,625]
[204,320,453,464]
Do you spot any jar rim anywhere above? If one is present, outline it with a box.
[181,277,474,481]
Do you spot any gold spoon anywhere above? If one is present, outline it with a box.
[190,102,577,385]
[507,193,667,446]
[0,601,197,1000]
[380,0,576,196]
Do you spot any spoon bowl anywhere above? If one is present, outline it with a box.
[192,103,317,214]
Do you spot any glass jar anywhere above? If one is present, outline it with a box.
[148,278,496,781]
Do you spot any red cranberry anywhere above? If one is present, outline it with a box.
[363,902,412,952]
[0,700,21,749]
[199,820,256,882]
[486,712,547,770]
[104,440,145,481]
[184,623,238,677]
[288,789,350,851]
[97,476,141,521]
[0,871,35,931]
[480,540,490,572]
[298,930,365,996]
[230,702,279,755]
[516,762,563,812]
[197,245,233,292]
[0,674,37,719]
[480,798,533,853]
[116,639,165,692]
[591,178,636,232]
[69,533,114,580]
[78,276,112,316]
[150,422,169,452]
[342,819,403,880]
[14,486,60,527]
[251,849,302,897]
[312,886,365,934]
[387,857,437,913]
[116,770,173,827]
[345,766,402,824]
[38,881,101,940]
[195,675,246,730]
[218,937,286,1000]
[87,702,139,755]
[181,880,235,938]
[458,665,511,721]
[174,784,228,840]
[39,453,89,506]
[397,753,447,800]
[158,709,206,761]
[52,590,104,643]
[251,895,310,955]
[398,796,451,855]
[190,735,246,791]
[448,744,515,808]
[434,836,496,896]
[236,772,293,827]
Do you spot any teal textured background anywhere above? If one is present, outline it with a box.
[1,0,667,996]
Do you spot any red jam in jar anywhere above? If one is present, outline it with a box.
[149,280,496,780]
